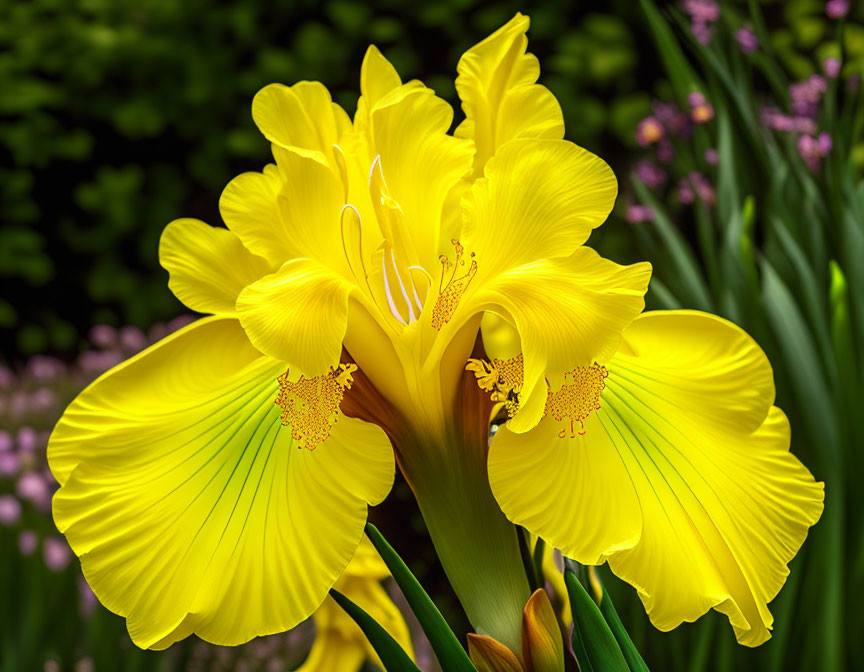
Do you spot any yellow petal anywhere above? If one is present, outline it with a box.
[252,81,350,164]
[360,45,403,109]
[158,218,272,315]
[463,138,618,280]
[475,248,651,432]
[219,150,346,271]
[455,13,564,176]
[467,633,525,672]
[303,535,414,671]
[521,589,565,672]
[369,85,473,270]
[489,413,642,564]
[236,257,353,375]
[491,310,824,647]
[49,317,394,649]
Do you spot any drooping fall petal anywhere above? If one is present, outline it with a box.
[489,310,824,647]
[49,317,394,649]
[158,218,272,315]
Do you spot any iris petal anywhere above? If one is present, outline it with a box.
[488,310,824,646]
[49,317,394,649]
[455,12,564,176]
[158,218,272,315]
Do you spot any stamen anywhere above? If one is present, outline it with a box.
[466,354,524,418]
[545,364,608,437]
[274,363,358,450]
[431,239,477,330]
[380,252,408,325]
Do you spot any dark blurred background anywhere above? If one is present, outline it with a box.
[2,0,861,670]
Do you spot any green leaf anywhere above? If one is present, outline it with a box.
[365,523,477,672]
[564,565,630,672]
[330,589,421,672]
[587,569,650,672]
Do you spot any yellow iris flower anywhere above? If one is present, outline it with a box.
[47,12,823,657]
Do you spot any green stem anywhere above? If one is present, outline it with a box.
[399,431,530,654]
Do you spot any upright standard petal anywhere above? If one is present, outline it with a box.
[455,13,564,176]
[49,317,394,649]
[252,81,351,165]
[159,218,273,315]
[236,257,353,375]
[462,138,618,279]
[219,150,347,272]
[489,311,824,646]
[472,248,651,431]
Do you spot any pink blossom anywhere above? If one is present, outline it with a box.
[88,324,117,349]
[735,28,759,54]
[657,140,676,164]
[824,58,842,79]
[16,426,38,452]
[634,161,668,190]
[826,0,850,19]
[119,326,148,353]
[78,575,98,616]
[705,148,719,165]
[0,430,11,452]
[43,536,72,572]
[0,495,21,526]
[27,356,65,380]
[636,117,665,147]
[626,205,655,223]
[18,530,38,555]
[688,92,714,123]
[0,452,19,476]
[17,471,50,511]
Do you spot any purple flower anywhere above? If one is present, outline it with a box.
[18,530,38,555]
[636,116,665,147]
[818,131,833,155]
[704,148,719,165]
[789,75,827,118]
[798,132,833,170]
[652,100,689,136]
[678,173,716,205]
[762,107,818,135]
[16,471,50,511]
[826,0,850,19]
[824,57,842,79]
[683,0,719,44]
[43,536,72,572]
[0,430,11,452]
[689,92,715,123]
[0,366,13,389]
[119,326,148,353]
[634,161,668,190]
[0,495,21,526]
[78,350,124,375]
[626,205,655,223]
[16,426,38,452]
[89,324,117,349]
[735,28,759,54]
[27,355,65,380]
[0,452,19,476]
[29,388,58,413]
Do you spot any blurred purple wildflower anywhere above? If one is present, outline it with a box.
[19,530,38,555]
[705,148,719,165]
[688,92,714,124]
[826,0,850,19]
[735,27,759,54]
[798,132,832,170]
[634,160,668,189]
[78,575,98,616]
[43,536,72,571]
[678,172,716,205]
[17,426,39,452]
[658,139,676,164]
[762,107,818,135]
[652,100,689,136]
[789,75,827,118]
[626,205,655,223]
[17,470,51,511]
[0,494,22,525]
[0,452,18,476]
[0,430,11,451]
[824,57,842,79]
[683,0,719,44]
[88,324,117,349]
[119,325,148,353]
[636,116,665,147]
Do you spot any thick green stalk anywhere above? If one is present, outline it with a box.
[399,430,530,654]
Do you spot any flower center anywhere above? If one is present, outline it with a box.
[275,363,357,450]
[432,239,478,330]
